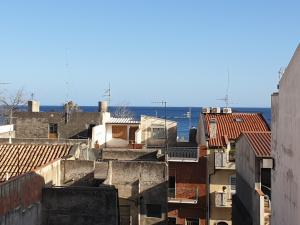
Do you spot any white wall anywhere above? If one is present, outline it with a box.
[0,124,13,133]
[92,124,106,147]
[272,44,300,225]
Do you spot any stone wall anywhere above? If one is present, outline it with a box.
[42,186,119,225]
[14,112,102,139]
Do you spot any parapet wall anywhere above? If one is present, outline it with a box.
[0,172,44,225]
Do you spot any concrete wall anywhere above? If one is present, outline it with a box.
[0,159,105,225]
[104,161,168,225]
[140,115,177,147]
[14,111,101,139]
[271,44,300,225]
[42,186,119,225]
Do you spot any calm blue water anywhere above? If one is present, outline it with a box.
[39,106,271,141]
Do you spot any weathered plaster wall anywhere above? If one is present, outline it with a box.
[271,44,300,225]
[104,160,168,225]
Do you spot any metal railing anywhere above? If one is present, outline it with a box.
[168,187,199,203]
[167,147,199,162]
[214,191,231,207]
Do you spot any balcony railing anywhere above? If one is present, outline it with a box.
[214,191,232,208]
[167,147,199,162]
[214,151,235,170]
[168,187,198,204]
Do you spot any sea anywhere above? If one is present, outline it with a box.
[39,106,271,141]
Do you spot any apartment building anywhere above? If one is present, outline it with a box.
[198,108,270,225]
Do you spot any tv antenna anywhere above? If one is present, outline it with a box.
[103,82,111,106]
[277,67,285,89]
[217,70,231,107]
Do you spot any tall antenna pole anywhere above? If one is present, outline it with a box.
[152,100,168,154]
[217,70,231,107]
[103,82,111,106]
[278,67,285,89]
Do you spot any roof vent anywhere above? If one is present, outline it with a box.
[234,118,244,122]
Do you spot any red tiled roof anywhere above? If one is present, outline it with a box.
[204,113,270,147]
[242,132,271,157]
[0,144,72,182]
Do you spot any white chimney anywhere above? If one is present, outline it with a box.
[28,100,40,112]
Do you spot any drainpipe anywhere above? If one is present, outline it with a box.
[206,146,210,225]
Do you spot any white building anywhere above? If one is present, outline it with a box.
[91,102,177,149]
[271,44,300,225]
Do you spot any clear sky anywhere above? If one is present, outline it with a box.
[0,1,299,107]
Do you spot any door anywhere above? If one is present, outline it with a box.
[120,205,131,225]
[129,126,138,143]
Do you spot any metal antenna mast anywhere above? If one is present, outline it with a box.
[278,67,285,89]
[103,82,111,106]
[217,70,231,107]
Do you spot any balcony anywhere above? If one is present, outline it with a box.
[214,191,232,208]
[168,187,198,204]
[214,151,235,170]
[167,147,199,162]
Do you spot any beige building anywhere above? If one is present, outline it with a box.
[234,132,272,225]
[271,44,300,225]
[198,109,270,225]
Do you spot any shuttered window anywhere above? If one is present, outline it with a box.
[230,175,236,192]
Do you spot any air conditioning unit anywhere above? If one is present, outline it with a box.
[222,107,232,114]
[202,107,211,114]
[211,107,221,114]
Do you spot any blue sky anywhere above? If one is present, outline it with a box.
[0,1,299,107]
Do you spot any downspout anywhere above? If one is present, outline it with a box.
[206,145,210,225]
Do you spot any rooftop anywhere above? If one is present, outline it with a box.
[0,144,72,182]
[106,117,140,124]
[204,113,270,147]
[242,132,271,157]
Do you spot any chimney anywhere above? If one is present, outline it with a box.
[28,100,40,112]
[209,118,217,138]
[98,101,108,112]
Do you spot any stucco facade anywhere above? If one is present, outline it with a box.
[271,44,300,225]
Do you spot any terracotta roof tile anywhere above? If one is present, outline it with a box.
[0,144,72,182]
[242,132,271,157]
[204,113,270,147]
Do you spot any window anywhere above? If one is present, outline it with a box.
[186,218,199,225]
[146,204,162,218]
[49,123,58,134]
[230,175,236,193]
[152,127,165,139]
[168,176,176,198]
[48,123,58,138]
